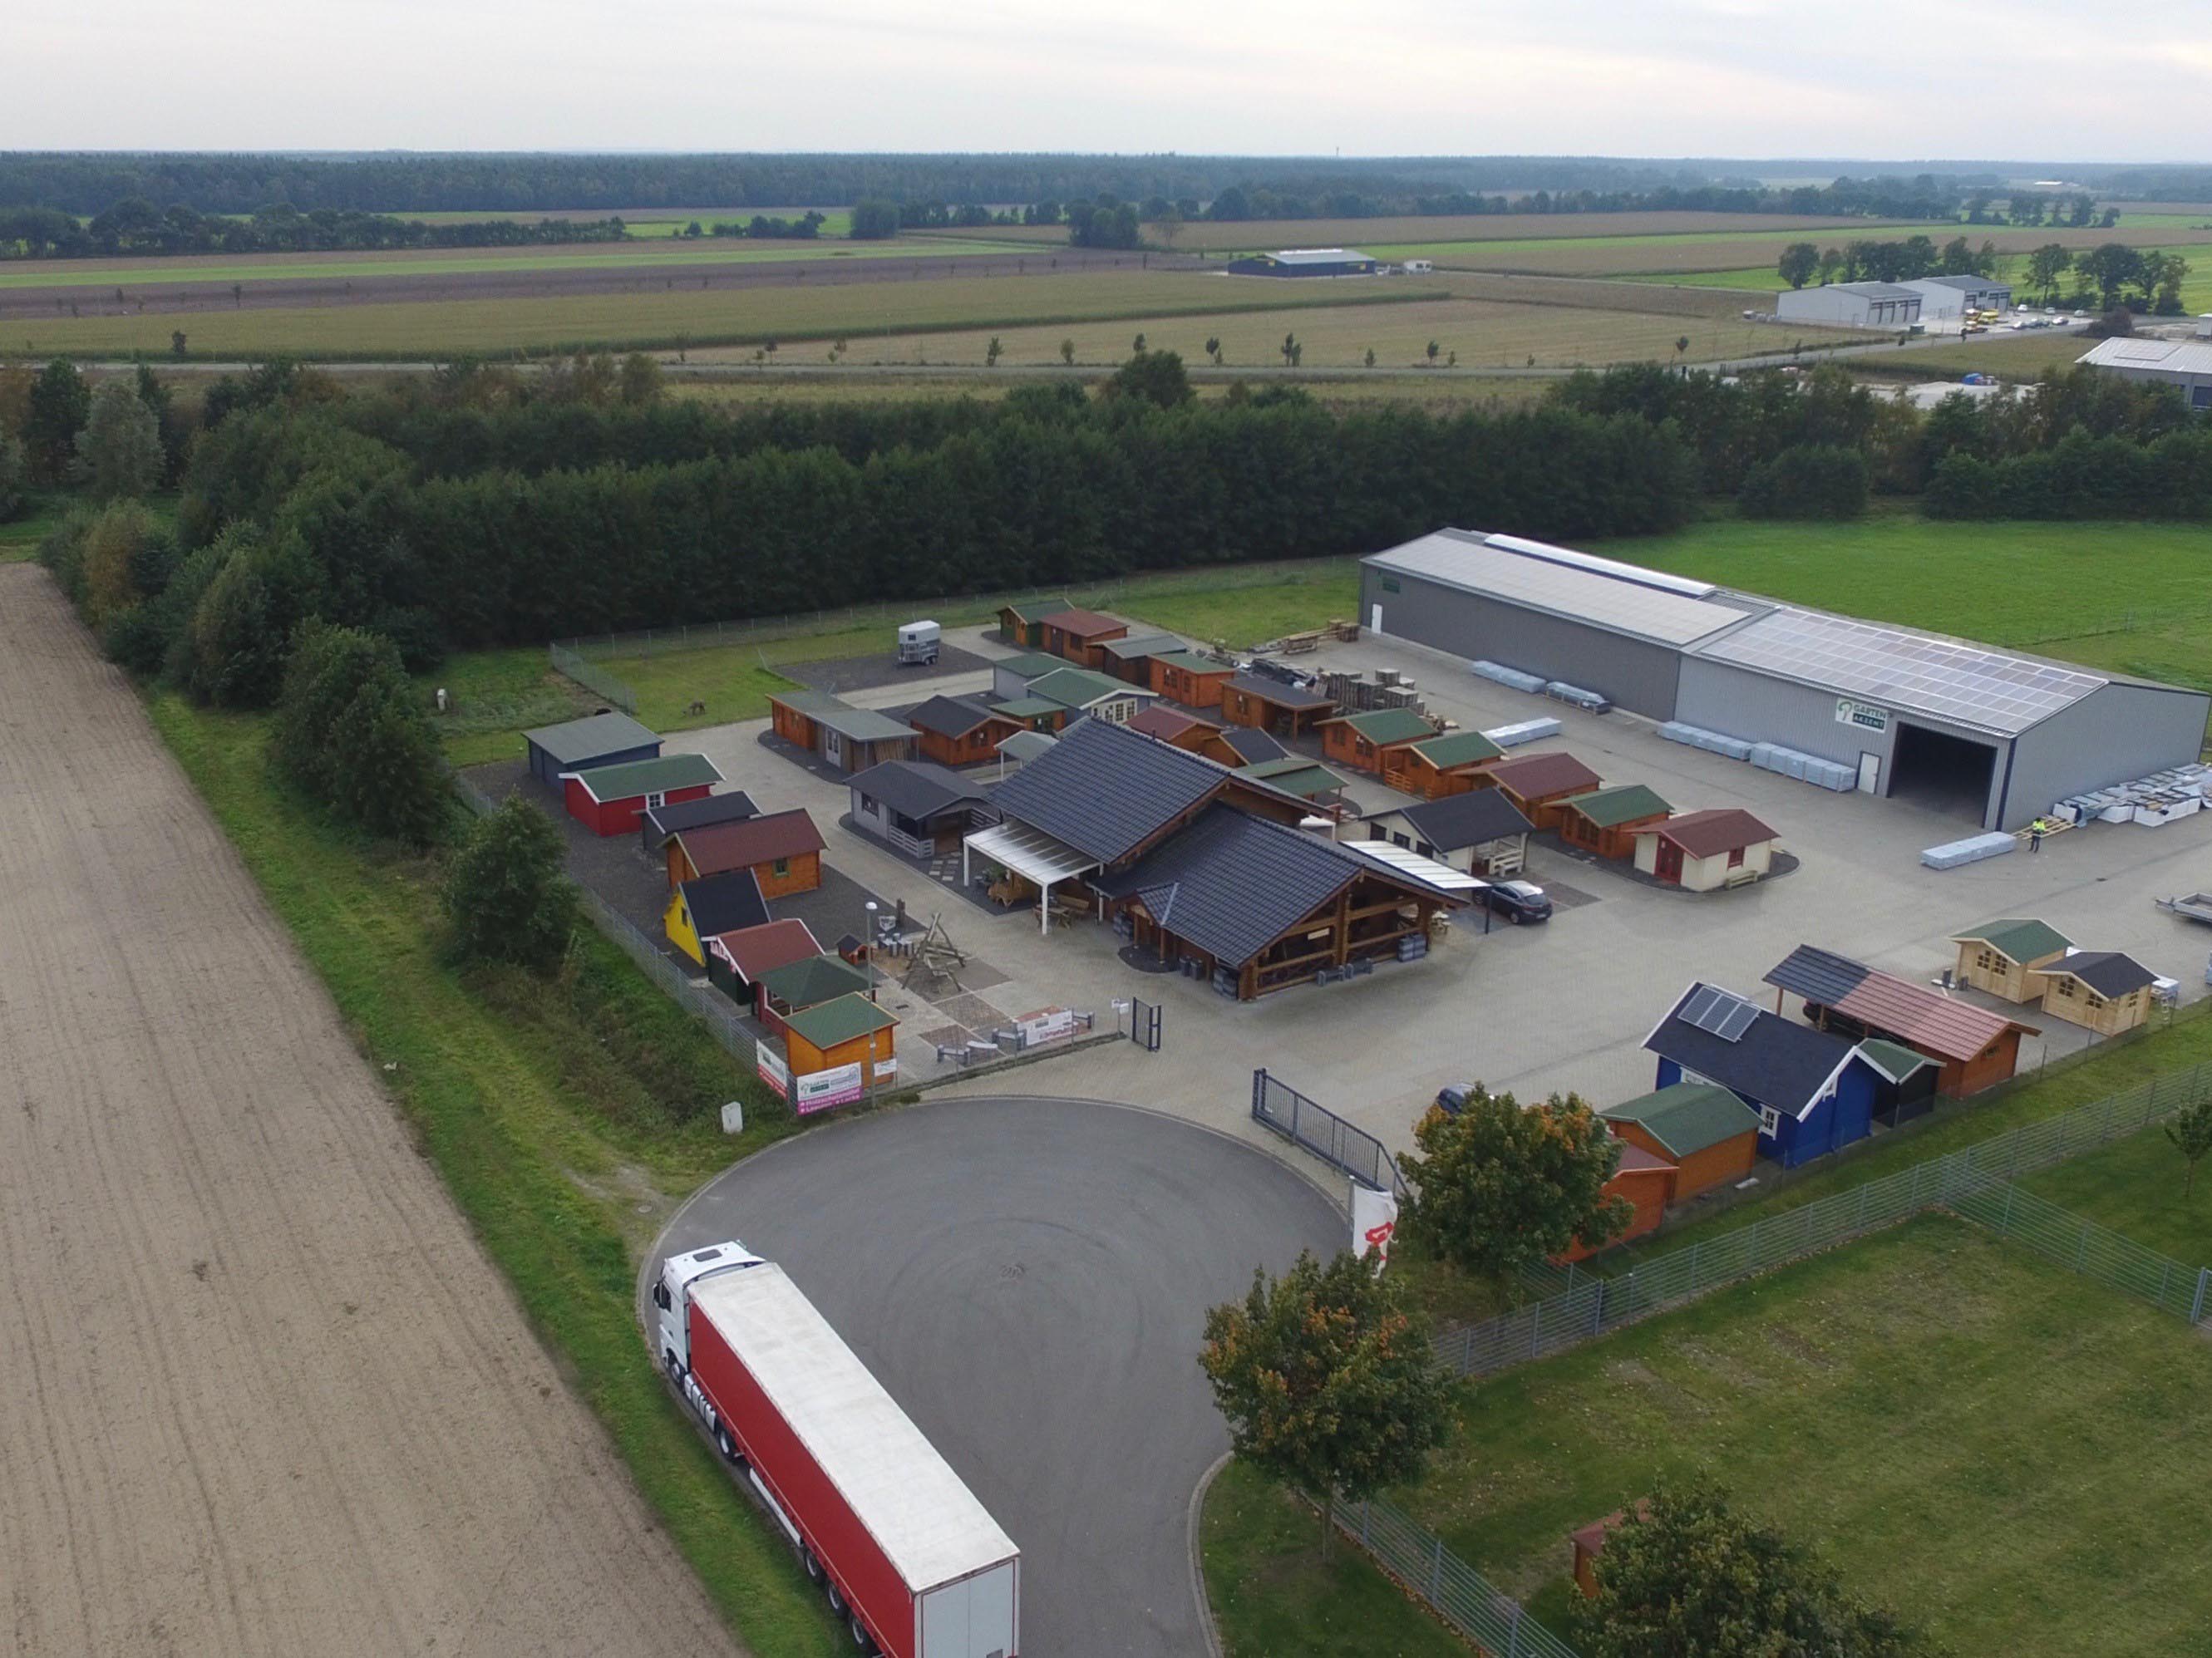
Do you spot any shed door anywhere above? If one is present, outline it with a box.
[1655,841,1683,883]
[824,731,842,768]
[1857,752,1881,794]
[1368,603,1382,632]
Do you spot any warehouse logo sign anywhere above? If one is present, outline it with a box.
[1835,698,1889,732]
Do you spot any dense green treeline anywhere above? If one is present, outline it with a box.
[0,199,635,259]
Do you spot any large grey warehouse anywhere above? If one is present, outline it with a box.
[1360,529,2211,831]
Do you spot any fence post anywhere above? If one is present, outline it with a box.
[2002,1182,2016,1235]
[1429,1533,1444,1601]
[2193,1268,2209,1326]
[1530,1300,1542,1358]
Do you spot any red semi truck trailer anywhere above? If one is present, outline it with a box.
[654,1242,1019,1658]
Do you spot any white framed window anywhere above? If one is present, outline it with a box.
[1758,1105,1781,1136]
[644,791,666,809]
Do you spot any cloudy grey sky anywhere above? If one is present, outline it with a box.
[11,0,2209,160]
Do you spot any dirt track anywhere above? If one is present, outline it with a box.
[0,565,741,1656]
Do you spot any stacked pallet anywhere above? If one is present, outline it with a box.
[1470,660,1546,694]
[1922,831,2017,870]
[1320,667,1428,714]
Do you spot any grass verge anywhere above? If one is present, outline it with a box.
[2021,1117,2212,1262]
[1200,1461,1471,1658]
[1402,1214,2212,1657]
[149,692,843,1656]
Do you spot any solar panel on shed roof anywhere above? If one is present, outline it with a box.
[1693,607,2103,736]
[1366,531,1754,647]
[1680,985,1758,1042]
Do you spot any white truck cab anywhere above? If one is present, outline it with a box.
[653,1241,765,1450]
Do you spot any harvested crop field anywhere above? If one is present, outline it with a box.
[0,565,737,1657]
[5,268,1422,358]
[775,296,1825,369]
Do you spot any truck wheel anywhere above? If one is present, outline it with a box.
[825,1578,846,1614]
[848,1611,877,1652]
[663,1350,682,1383]
[712,1423,741,1465]
[801,1546,824,1582]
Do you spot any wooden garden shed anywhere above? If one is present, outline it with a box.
[640,789,758,855]
[1470,750,1603,830]
[1557,1142,1672,1263]
[1646,982,1879,1168]
[905,694,1022,769]
[1318,706,1436,780]
[1126,704,1225,754]
[1218,673,1337,738]
[990,651,1064,702]
[663,869,770,967]
[1397,730,1505,799]
[1949,918,2074,1003]
[781,993,899,1105]
[996,597,1071,649]
[1763,943,2034,1098]
[846,759,992,856]
[766,689,919,775]
[1025,665,1155,726]
[2036,951,2160,1036]
[1631,808,1779,891]
[1233,756,1348,809]
[1036,606,1129,667]
[668,807,825,899]
[1557,784,1672,860]
[1094,633,1185,686]
[703,918,821,1009]
[1149,650,1237,711]
[1363,790,1535,877]
[754,952,875,1041]
[524,709,658,788]
[1599,1081,1762,1200]
[562,753,722,837]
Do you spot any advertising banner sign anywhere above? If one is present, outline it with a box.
[795,1062,865,1114]
[1350,1183,1399,1273]
[755,1041,790,1100]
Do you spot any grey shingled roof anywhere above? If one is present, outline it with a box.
[643,790,759,846]
[2042,951,2158,1000]
[848,759,989,823]
[988,716,1232,863]
[904,695,1002,739]
[525,710,658,767]
[1382,790,1535,852]
[678,869,769,938]
[1224,672,1335,711]
[1645,982,1859,1118]
[1217,729,1288,765]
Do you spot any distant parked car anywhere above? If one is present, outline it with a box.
[1435,1083,1475,1115]
[1474,879,1554,925]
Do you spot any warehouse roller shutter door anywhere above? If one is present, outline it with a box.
[1888,722,1998,823]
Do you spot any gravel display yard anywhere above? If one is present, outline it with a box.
[0,566,738,1658]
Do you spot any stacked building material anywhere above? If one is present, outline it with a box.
[1482,716,1564,748]
[1658,721,1756,761]
[1749,742,1855,792]
[1922,831,2017,870]
[1470,660,1546,694]
[1543,681,1612,714]
[2051,763,2212,828]
[1318,667,1427,714]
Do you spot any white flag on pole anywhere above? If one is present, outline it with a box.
[1351,1183,1399,1274]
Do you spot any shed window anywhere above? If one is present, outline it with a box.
[771,858,791,878]
[860,794,878,814]
[645,791,666,809]
[1758,1105,1781,1136]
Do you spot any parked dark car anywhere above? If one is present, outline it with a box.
[1474,878,1553,925]
[1435,1083,1475,1115]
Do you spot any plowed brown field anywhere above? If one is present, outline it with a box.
[0,565,739,1657]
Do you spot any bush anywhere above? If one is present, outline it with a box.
[1738,443,1870,519]
[441,794,579,970]
[77,499,176,628]
[270,621,446,845]
[72,378,165,501]
[0,430,25,521]
[184,527,323,706]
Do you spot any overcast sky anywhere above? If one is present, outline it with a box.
[11,0,2210,161]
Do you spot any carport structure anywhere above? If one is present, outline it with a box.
[962,820,1101,933]
[1763,942,2036,1098]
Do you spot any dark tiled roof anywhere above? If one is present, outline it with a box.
[1126,705,1219,742]
[1037,607,1125,637]
[643,790,759,845]
[1647,808,1778,859]
[988,716,1239,863]
[1217,728,1288,765]
[848,759,989,823]
[904,694,1002,738]
[1644,982,1860,1116]
[1383,790,1535,852]
[1092,806,1374,967]
[1764,944,2029,1062]
[1224,672,1335,711]
[677,808,825,876]
[524,710,658,766]
[1481,750,1601,799]
[2043,951,2158,999]
[678,869,769,937]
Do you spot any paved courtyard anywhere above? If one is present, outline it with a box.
[659,620,2212,1179]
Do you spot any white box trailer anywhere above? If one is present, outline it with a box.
[899,621,943,666]
[656,1243,1017,1657]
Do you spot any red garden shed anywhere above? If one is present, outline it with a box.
[563,754,723,837]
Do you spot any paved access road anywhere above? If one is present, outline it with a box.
[0,565,741,1657]
[649,1095,1345,1658]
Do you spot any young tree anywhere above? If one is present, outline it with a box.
[1205,335,1222,365]
[1058,338,1075,366]
[1131,332,1146,355]
[1426,340,1441,366]
[1101,348,1193,408]
[1282,332,1298,367]
[1364,347,1376,369]
[2165,1096,2212,1198]
[1578,1482,1931,1658]
[441,793,579,970]
[617,352,663,405]
[986,337,1003,367]
[72,378,165,500]
[272,621,447,847]
[170,330,190,360]
[1198,1248,1450,1557]
[2025,243,2072,300]
[1397,1086,1630,1285]
[25,357,91,483]
[1776,242,1819,289]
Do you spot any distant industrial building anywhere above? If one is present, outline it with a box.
[1899,274,2013,319]
[1225,248,1379,278]
[1775,281,1924,329]
[1359,528,2211,832]
[2077,337,2212,411]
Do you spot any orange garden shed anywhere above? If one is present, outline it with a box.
[1556,784,1672,860]
[1557,1143,1673,1263]
[1036,607,1128,666]
[1471,750,1603,829]
[668,807,825,900]
[905,695,1022,769]
[1125,704,1224,753]
[1764,943,2035,1098]
[1318,707,1435,779]
[1149,650,1237,711]
[1219,673,1337,738]
[1599,1081,1762,1200]
[781,992,899,1111]
[1398,730,1505,799]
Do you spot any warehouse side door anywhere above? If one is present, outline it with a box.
[1858,753,1881,794]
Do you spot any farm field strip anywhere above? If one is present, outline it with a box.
[1402,1215,2212,1656]
[0,234,1028,290]
[2,269,1421,358]
[750,296,1815,370]
[929,211,1948,255]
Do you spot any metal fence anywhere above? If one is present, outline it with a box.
[1431,1061,2212,1376]
[1948,1177,2212,1322]
[548,642,639,714]
[1338,1496,1582,1658]
[1251,1069,1406,1198]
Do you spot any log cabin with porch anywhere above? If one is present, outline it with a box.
[1094,633,1185,686]
[1362,789,1535,876]
[1318,706,1436,781]
[996,598,1072,649]
[1466,750,1603,829]
[845,759,993,857]
[766,689,918,775]
[1397,729,1505,798]
[1762,942,2034,1098]
[1025,665,1156,726]
[1556,784,1672,860]
[1036,606,1129,667]
[1948,919,2074,1003]
[905,694,1023,769]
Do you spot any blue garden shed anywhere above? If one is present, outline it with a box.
[1643,982,1879,1168]
[523,710,660,787]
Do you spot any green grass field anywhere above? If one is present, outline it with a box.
[149,691,845,1656]
[7,271,1426,361]
[2021,1117,2212,1263]
[1852,332,2098,381]
[1400,1215,2212,1656]
[1620,250,2212,314]
[1201,1463,1470,1658]
[0,499,66,562]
